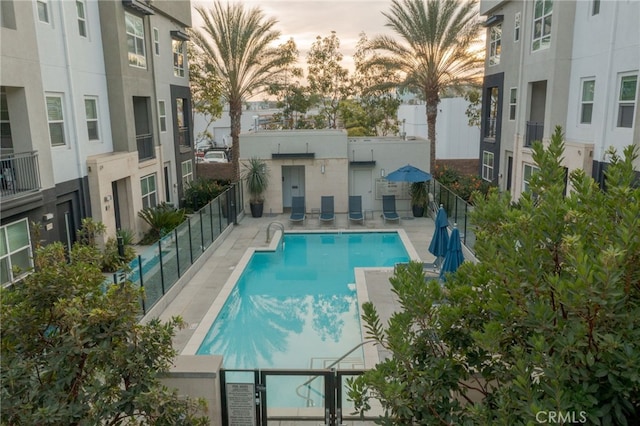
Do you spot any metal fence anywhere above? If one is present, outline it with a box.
[0,151,41,198]
[427,179,476,253]
[108,182,243,315]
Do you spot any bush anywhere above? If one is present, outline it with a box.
[101,237,136,273]
[138,202,187,245]
[433,164,493,203]
[183,178,228,212]
[115,228,136,245]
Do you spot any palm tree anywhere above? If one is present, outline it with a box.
[371,0,483,172]
[191,1,290,180]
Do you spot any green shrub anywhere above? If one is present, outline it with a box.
[183,178,228,212]
[115,228,136,245]
[101,237,136,273]
[433,164,493,203]
[138,202,186,244]
[76,218,106,247]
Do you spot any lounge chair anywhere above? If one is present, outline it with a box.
[348,195,364,224]
[289,196,305,223]
[382,195,400,224]
[319,196,335,223]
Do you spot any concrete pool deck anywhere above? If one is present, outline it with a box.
[154,211,443,355]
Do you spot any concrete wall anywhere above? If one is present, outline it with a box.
[159,355,223,426]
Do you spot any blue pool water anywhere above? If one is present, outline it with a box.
[196,232,409,369]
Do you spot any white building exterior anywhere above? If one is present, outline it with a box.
[479,0,639,199]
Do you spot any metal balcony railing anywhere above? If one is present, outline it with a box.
[0,151,41,199]
[178,127,190,147]
[136,133,155,161]
[525,121,544,147]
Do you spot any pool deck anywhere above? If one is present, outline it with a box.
[154,211,441,355]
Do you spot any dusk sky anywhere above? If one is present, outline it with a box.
[191,0,398,71]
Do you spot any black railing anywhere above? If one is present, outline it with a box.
[427,179,476,254]
[108,182,244,315]
[525,121,544,147]
[136,133,155,161]
[0,151,41,198]
[178,127,190,147]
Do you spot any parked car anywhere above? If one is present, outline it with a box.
[200,150,228,163]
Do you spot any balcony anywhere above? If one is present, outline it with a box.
[178,127,190,147]
[0,151,41,199]
[136,133,155,161]
[525,122,544,148]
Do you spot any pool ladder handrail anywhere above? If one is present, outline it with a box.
[266,221,285,243]
[294,339,376,406]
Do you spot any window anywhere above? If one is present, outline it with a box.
[76,0,87,37]
[580,79,595,124]
[140,174,157,209]
[0,219,33,286]
[514,12,521,42]
[172,40,185,77]
[617,75,637,128]
[482,151,494,181]
[485,87,499,139]
[523,164,540,193]
[46,95,65,147]
[153,27,160,55]
[1,91,11,146]
[532,0,553,51]
[125,12,146,68]
[84,97,99,140]
[158,100,167,132]
[181,160,193,187]
[489,24,501,66]
[592,0,600,16]
[37,0,49,23]
[509,88,517,120]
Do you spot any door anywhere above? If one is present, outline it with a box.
[506,155,513,192]
[56,200,76,251]
[112,181,122,231]
[282,165,305,208]
[352,169,373,211]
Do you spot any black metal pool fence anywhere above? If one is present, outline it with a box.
[107,182,244,315]
[428,179,476,253]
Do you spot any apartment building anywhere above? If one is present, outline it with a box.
[479,0,639,198]
[0,0,193,286]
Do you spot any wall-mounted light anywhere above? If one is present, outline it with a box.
[104,195,112,202]
[380,169,386,177]
[321,164,325,174]
[42,213,54,221]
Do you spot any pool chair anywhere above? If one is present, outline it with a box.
[290,196,306,223]
[348,195,364,224]
[319,196,335,223]
[382,195,400,224]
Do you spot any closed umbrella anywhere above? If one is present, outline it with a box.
[386,164,432,183]
[428,205,449,266]
[440,225,464,280]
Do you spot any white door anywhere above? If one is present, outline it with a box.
[282,165,305,208]
[352,169,373,210]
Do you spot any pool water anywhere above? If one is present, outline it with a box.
[196,232,409,369]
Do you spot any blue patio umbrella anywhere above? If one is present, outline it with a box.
[428,205,449,264]
[386,164,432,183]
[440,226,465,280]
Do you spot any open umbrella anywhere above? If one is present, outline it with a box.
[428,205,449,266]
[440,225,464,280]
[386,164,432,183]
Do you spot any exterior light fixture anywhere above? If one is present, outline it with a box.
[321,164,325,174]
[380,169,386,177]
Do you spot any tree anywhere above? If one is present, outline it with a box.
[1,241,208,425]
[348,127,640,424]
[187,42,224,145]
[306,31,351,129]
[267,38,307,129]
[369,0,483,172]
[190,1,291,180]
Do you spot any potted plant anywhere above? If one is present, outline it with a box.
[243,157,269,217]
[409,182,428,217]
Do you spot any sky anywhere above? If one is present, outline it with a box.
[191,0,398,71]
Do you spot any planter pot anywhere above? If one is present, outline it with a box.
[412,205,425,217]
[250,202,264,218]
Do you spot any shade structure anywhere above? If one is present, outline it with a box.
[386,164,432,183]
[440,227,465,280]
[428,206,449,261]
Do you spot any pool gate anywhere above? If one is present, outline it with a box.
[220,368,377,425]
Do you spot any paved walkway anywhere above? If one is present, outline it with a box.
[155,211,440,354]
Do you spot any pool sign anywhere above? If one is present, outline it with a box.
[226,383,256,425]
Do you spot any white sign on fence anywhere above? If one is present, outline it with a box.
[226,383,256,426]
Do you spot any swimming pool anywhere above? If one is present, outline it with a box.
[189,231,414,370]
